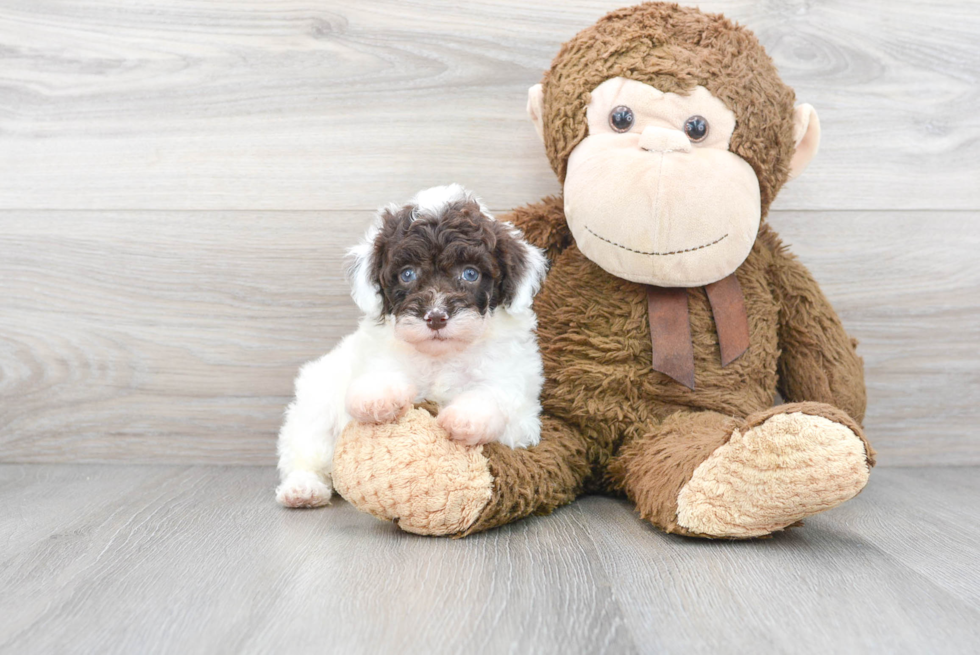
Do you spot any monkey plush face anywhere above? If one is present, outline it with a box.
[526,2,822,288]
[562,77,760,287]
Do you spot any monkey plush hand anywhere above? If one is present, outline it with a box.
[332,2,875,538]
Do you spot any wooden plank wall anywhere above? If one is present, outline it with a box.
[1,1,978,466]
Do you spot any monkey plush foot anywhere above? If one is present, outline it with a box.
[675,404,874,538]
[332,408,494,536]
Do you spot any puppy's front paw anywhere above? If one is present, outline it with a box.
[276,471,333,508]
[438,397,506,446]
[346,376,417,424]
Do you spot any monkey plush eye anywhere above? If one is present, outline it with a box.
[399,267,417,283]
[609,106,634,133]
[684,115,709,142]
[460,267,480,282]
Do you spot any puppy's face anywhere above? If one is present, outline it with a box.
[350,188,547,357]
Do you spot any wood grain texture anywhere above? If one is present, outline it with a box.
[2,209,977,466]
[579,467,980,654]
[770,211,980,465]
[0,211,367,463]
[0,464,635,655]
[1,464,978,654]
[0,0,977,211]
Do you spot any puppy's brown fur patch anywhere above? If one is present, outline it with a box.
[371,200,530,320]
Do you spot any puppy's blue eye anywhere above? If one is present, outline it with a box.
[399,268,417,283]
[461,267,480,282]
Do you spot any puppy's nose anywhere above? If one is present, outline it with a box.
[639,126,692,154]
[424,309,448,331]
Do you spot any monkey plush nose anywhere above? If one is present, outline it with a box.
[424,309,449,331]
[639,126,692,154]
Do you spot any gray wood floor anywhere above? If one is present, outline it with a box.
[1,464,978,654]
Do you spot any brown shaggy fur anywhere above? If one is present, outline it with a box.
[465,216,871,535]
[372,200,531,318]
[541,2,797,216]
[337,3,874,539]
[462,2,872,536]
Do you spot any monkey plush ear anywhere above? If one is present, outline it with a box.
[526,84,545,143]
[788,103,821,181]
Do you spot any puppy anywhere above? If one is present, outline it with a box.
[276,184,549,508]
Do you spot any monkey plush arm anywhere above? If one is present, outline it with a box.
[763,226,867,424]
[500,195,573,262]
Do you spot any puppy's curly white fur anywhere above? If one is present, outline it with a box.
[276,184,548,508]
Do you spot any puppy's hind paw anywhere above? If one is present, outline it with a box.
[276,471,333,508]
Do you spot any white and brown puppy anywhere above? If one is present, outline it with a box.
[276,184,549,508]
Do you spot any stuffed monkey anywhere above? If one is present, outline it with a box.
[332,2,875,538]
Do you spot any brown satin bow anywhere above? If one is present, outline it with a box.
[646,273,750,390]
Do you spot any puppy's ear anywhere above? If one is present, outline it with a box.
[347,206,402,317]
[495,224,548,314]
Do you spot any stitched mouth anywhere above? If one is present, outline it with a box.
[585,225,728,256]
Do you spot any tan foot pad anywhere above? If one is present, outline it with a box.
[332,408,493,536]
[676,412,871,538]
